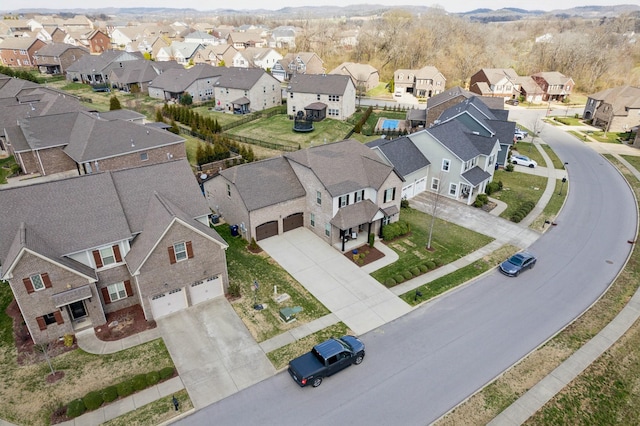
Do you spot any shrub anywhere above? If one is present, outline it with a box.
[159,367,175,380]
[66,399,86,418]
[146,371,160,386]
[382,220,410,240]
[400,198,410,209]
[410,267,421,276]
[116,381,134,398]
[435,259,444,267]
[511,213,523,223]
[227,281,241,298]
[132,374,148,391]
[368,233,375,248]
[83,391,104,411]
[426,261,436,270]
[476,194,488,204]
[474,198,485,208]
[101,386,118,403]
[248,238,259,251]
[63,334,74,347]
[385,278,396,287]
[506,163,515,172]
[393,274,405,284]
[419,264,428,273]
[402,271,413,280]
[486,182,501,195]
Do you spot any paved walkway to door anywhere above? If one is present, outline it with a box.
[259,227,411,335]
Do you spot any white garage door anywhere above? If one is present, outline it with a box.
[401,183,414,200]
[415,178,427,194]
[150,287,187,319]
[189,275,224,306]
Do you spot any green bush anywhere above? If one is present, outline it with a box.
[368,233,375,248]
[410,267,421,276]
[402,271,413,280]
[394,274,405,284]
[435,259,444,267]
[384,278,396,287]
[101,386,118,403]
[66,399,86,418]
[419,264,428,273]
[426,261,436,270]
[506,163,515,172]
[159,367,175,380]
[146,371,160,386]
[400,198,410,209]
[83,391,104,411]
[476,194,488,204]
[116,381,134,398]
[511,213,523,223]
[486,182,501,195]
[132,374,148,391]
[382,220,410,240]
[227,281,241,298]
[474,198,485,208]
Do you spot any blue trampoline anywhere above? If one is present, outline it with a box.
[381,119,399,130]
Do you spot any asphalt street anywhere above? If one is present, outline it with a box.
[176,109,637,426]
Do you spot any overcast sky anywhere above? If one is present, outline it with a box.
[9,1,633,13]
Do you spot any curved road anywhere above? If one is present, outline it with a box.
[177,118,637,425]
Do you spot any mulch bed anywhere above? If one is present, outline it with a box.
[344,244,385,267]
[94,304,156,341]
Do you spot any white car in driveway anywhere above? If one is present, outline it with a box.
[511,155,537,168]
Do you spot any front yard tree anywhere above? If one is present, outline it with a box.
[180,92,193,106]
[426,172,446,251]
[109,95,122,110]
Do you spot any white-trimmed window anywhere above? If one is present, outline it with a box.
[226,183,231,197]
[99,246,116,266]
[384,187,396,203]
[325,223,331,237]
[174,242,188,262]
[442,159,451,172]
[354,190,364,202]
[383,215,392,225]
[449,183,458,196]
[310,213,315,227]
[339,194,349,208]
[431,178,440,191]
[108,282,127,302]
[30,274,45,291]
[316,190,322,205]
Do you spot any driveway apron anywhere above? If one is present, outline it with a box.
[259,227,411,335]
[157,297,275,410]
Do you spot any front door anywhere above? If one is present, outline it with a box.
[69,300,87,320]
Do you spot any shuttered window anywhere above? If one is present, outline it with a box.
[23,273,52,293]
[169,242,194,263]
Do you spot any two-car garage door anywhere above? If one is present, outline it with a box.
[255,213,304,241]
[150,276,224,319]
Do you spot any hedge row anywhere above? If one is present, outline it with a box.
[384,259,444,287]
[510,200,536,223]
[65,367,175,418]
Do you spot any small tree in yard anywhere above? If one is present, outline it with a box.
[180,92,193,106]
[426,172,446,251]
[34,342,56,376]
[109,95,122,110]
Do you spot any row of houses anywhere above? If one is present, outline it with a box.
[470,68,574,103]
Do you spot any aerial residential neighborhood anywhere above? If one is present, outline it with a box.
[0,3,639,426]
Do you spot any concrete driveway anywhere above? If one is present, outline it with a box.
[157,297,275,410]
[259,227,411,335]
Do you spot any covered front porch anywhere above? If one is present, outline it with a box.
[330,200,386,252]
[52,284,104,332]
[459,167,492,205]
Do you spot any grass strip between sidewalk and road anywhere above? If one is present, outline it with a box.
[101,389,192,426]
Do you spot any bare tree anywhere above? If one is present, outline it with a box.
[426,172,446,251]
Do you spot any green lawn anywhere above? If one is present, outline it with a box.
[191,106,246,127]
[366,82,392,98]
[216,225,330,342]
[0,156,18,184]
[371,207,493,286]
[541,144,567,169]
[491,170,548,220]
[512,142,544,166]
[588,131,627,143]
[225,114,354,150]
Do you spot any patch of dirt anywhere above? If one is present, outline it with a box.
[6,300,77,366]
[94,304,156,341]
[46,371,65,384]
[482,201,497,212]
[344,245,385,267]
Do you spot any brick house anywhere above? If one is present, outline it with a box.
[33,43,89,75]
[271,52,324,82]
[329,62,380,93]
[469,68,520,99]
[0,159,229,344]
[286,74,356,121]
[583,85,640,133]
[4,110,186,176]
[531,71,574,102]
[204,139,403,251]
[85,29,112,54]
[0,37,47,68]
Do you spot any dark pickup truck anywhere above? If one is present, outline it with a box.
[288,335,365,387]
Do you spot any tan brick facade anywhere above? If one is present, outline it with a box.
[82,143,186,175]
[134,221,228,320]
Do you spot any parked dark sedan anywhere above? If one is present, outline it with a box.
[499,252,536,277]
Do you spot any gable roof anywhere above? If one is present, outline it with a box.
[284,139,398,197]
[588,85,640,115]
[0,159,219,277]
[34,42,88,57]
[366,136,430,177]
[424,120,494,161]
[219,156,306,211]
[0,37,42,50]
[288,73,353,96]
[66,50,143,73]
[477,68,519,84]
[329,62,378,80]
[149,63,218,92]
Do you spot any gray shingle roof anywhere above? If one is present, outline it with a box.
[425,121,485,162]
[66,50,143,73]
[34,42,88,57]
[284,139,396,197]
[461,166,491,186]
[149,63,218,93]
[219,156,306,211]
[366,136,430,177]
[9,111,184,162]
[212,67,272,90]
[330,199,381,230]
[288,74,352,96]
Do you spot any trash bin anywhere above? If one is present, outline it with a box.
[211,214,220,224]
[230,224,239,236]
